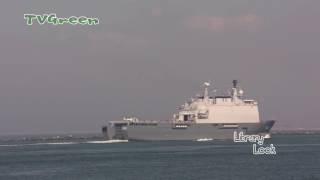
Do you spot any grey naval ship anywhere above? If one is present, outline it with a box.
[102,80,275,141]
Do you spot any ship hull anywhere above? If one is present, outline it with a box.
[103,120,275,141]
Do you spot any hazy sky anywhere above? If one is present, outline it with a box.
[0,0,319,135]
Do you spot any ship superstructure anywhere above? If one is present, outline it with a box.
[173,80,259,124]
[102,80,275,140]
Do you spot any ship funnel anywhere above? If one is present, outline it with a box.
[232,80,238,88]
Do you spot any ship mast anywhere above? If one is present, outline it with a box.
[203,82,210,103]
[232,80,239,102]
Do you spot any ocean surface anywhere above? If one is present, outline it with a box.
[0,134,319,180]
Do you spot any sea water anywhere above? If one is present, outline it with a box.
[0,134,319,180]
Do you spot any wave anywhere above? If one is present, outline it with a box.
[0,144,20,147]
[0,140,129,147]
[0,142,78,147]
[277,143,320,147]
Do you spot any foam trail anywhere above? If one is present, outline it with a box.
[86,140,128,144]
[30,142,78,145]
[196,138,213,142]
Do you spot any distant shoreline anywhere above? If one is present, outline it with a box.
[272,129,320,135]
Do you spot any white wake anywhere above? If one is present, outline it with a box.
[196,138,213,142]
[86,140,129,144]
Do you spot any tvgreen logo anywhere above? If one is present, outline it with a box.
[24,14,99,25]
